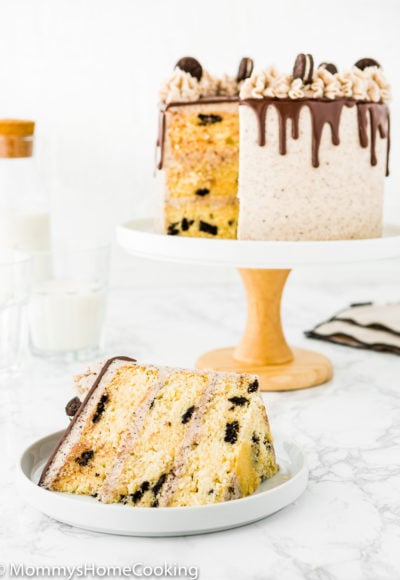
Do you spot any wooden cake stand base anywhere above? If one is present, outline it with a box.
[196,269,333,392]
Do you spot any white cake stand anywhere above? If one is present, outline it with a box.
[117,220,400,392]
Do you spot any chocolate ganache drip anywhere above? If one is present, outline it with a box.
[357,103,390,176]
[156,107,167,170]
[240,98,390,175]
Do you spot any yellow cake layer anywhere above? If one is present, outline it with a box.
[166,157,238,199]
[165,199,238,239]
[166,107,239,162]
[49,365,160,496]
[100,370,210,506]
[163,374,278,507]
[159,102,239,239]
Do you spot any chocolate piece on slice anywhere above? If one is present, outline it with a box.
[224,420,240,444]
[75,450,94,467]
[197,113,222,125]
[181,218,194,231]
[293,53,314,83]
[65,396,82,418]
[167,222,180,235]
[199,221,218,235]
[318,62,338,75]
[237,57,254,82]
[175,56,203,81]
[354,58,381,71]
[195,188,210,196]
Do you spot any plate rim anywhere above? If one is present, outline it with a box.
[16,429,309,535]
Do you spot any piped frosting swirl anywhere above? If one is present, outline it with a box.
[160,67,242,103]
[240,65,390,102]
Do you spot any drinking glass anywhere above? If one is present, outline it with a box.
[28,241,110,361]
[0,249,31,376]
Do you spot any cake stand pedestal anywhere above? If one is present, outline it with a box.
[196,268,332,391]
[117,220,400,392]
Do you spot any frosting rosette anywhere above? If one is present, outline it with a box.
[311,69,342,100]
[240,63,390,102]
[159,69,201,103]
[160,68,240,103]
[160,60,391,103]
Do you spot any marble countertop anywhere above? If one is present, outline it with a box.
[1,269,400,580]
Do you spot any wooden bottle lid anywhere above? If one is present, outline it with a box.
[0,119,35,157]
[0,119,35,136]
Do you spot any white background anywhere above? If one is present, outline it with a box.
[0,0,398,284]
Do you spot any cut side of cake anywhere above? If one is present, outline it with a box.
[157,101,239,239]
[39,357,278,507]
[156,57,253,240]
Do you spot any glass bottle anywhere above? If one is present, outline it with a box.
[0,119,51,252]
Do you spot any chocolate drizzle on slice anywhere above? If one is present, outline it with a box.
[241,98,390,172]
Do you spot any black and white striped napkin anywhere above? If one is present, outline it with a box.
[305,302,400,355]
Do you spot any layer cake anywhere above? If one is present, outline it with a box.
[39,357,278,507]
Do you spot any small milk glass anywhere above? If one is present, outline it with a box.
[28,241,110,361]
[0,249,31,376]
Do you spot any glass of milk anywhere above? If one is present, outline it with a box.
[0,249,31,376]
[28,241,110,361]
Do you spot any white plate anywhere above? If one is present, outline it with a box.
[17,430,308,537]
[117,219,400,268]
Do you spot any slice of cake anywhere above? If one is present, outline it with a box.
[39,356,278,506]
[39,356,149,496]
[238,54,391,240]
[156,56,253,239]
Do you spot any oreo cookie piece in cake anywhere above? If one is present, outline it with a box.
[156,57,253,239]
[39,358,278,506]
